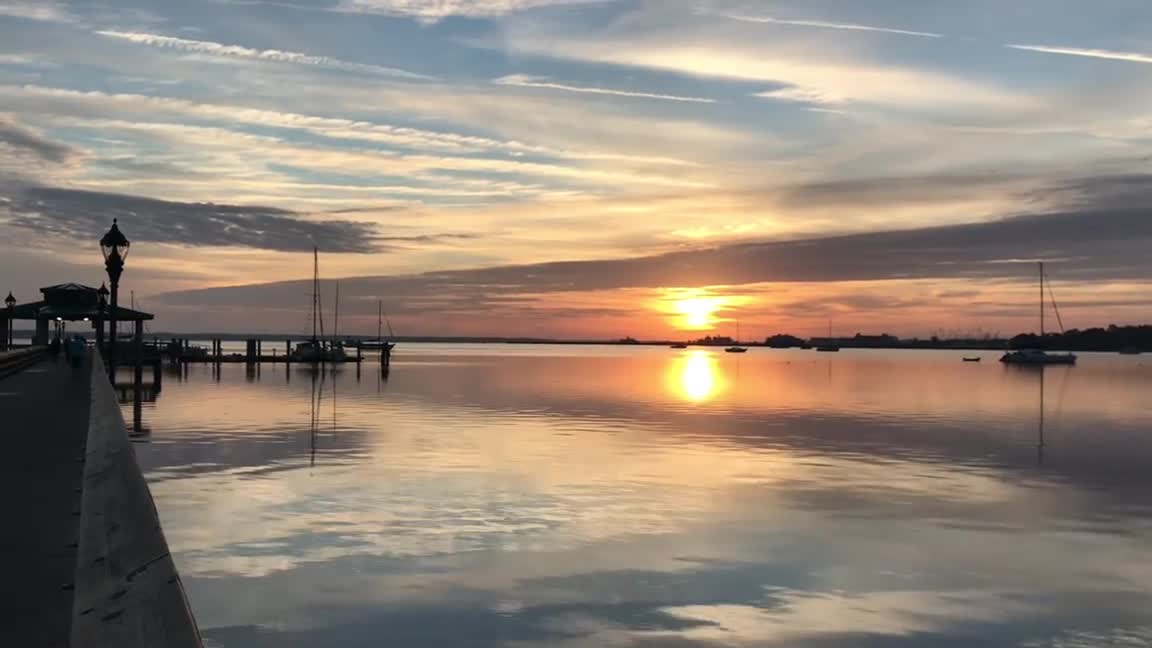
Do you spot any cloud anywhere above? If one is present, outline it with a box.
[2,185,385,253]
[0,119,75,163]
[155,190,1152,316]
[95,31,433,80]
[335,0,607,22]
[507,37,1026,109]
[2,85,701,168]
[0,1,76,23]
[753,86,847,105]
[493,74,716,103]
[711,11,944,39]
[1007,44,1152,65]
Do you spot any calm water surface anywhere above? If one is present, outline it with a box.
[129,345,1152,647]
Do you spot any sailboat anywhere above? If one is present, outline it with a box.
[291,248,348,363]
[816,321,840,352]
[357,300,397,352]
[725,321,748,353]
[1001,262,1076,365]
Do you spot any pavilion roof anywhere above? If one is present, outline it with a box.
[7,301,154,321]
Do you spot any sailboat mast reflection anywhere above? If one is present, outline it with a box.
[1038,367,1045,465]
[309,367,326,467]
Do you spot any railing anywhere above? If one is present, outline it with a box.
[0,346,46,379]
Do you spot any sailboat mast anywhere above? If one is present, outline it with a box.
[377,300,383,342]
[1039,261,1045,339]
[312,247,319,341]
[335,281,340,341]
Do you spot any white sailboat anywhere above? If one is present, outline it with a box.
[1001,262,1076,365]
[291,248,348,363]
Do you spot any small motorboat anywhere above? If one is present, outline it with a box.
[725,346,748,353]
[815,346,840,353]
[963,357,981,362]
[670,344,688,349]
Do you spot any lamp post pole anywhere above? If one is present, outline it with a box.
[96,284,108,357]
[100,220,130,382]
[4,292,14,350]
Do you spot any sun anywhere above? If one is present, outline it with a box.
[676,298,720,328]
[673,296,726,330]
[660,289,753,332]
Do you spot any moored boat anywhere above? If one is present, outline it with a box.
[1000,262,1077,366]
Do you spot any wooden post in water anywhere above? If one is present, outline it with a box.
[133,320,144,436]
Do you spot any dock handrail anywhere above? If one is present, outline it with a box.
[0,346,46,379]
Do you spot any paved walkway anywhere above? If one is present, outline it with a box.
[0,355,91,648]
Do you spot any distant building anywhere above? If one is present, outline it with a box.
[808,333,900,348]
[850,333,900,347]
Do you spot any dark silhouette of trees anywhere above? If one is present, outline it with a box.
[765,334,805,348]
[1009,325,1152,351]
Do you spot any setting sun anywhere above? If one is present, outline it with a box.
[676,298,724,329]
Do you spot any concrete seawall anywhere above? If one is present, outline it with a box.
[71,354,202,647]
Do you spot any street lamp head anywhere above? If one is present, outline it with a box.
[4,292,14,309]
[99,219,131,264]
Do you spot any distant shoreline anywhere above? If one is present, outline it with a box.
[11,330,1149,354]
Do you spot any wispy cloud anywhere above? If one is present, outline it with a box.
[1007,44,1152,65]
[0,1,76,23]
[508,38,1025,109]
[95,31,433,80]
[754,87,847,105]
[336,0,607,22]
[493,74,715,103]
[711,11,943,39]
[2,185,386,253]
[0,119,75,163]
[2,85,704,169]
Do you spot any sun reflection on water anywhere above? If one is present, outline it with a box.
[671,350,725,402]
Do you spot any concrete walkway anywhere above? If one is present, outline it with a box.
[0,355,91,647]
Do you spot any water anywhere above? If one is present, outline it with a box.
[130,345,1152,647]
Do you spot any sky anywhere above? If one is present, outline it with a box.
[1,0,1150,339]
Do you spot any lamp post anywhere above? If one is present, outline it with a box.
[4,292,14,350]
[100,220,130,380]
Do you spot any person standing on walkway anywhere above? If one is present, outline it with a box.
[68,335,85,369]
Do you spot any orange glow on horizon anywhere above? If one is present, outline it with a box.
[662,289,752,331]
